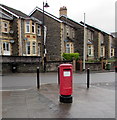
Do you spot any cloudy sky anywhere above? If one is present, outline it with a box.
[0,0,116,33]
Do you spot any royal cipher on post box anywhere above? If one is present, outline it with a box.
[58,64,73,103]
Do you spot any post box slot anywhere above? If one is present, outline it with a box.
[63,69,71,71]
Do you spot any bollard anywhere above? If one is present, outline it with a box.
[87,68,90,89]
[115,66,117,73]
[58,67,60,85]
[37,67,40,89]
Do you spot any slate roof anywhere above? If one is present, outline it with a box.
[0,4,29,18]
[29,6,63,23]
[0,11,13,20]
[60,15,84,28]
[80,21,110,35]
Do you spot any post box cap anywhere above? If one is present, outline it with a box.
[59,64,72,67]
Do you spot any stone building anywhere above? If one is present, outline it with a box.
[0,4,43,57]
[59,7,115,60]
[0,4,115,61]
[30,6,76,60]
[80,22,115,60]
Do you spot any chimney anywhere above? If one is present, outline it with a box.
[59,6,67,17]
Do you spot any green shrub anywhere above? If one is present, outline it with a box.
[62,53,80,60]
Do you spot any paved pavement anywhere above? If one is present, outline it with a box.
[1,72,116,118]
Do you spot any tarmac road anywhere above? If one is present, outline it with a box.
[1,72,115,90]
[1,72,116,118]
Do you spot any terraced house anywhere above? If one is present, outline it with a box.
[60,9,115,60]
[0,4,115,61]
[30,6,115,61]
[0,4,43,57]
[30,6,76,60]
[80,22,115,60]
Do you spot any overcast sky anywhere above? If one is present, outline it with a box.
[0,0,116,33]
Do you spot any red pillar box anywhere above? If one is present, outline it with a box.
[58,64,73,103]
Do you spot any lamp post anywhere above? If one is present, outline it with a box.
[83,13,86,71]
[43,1,49,72]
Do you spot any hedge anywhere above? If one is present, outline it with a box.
[62,53,80,60]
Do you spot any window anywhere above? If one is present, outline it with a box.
[88,30,93,41]
[32,42,36,54]
[66,43,70,53]
[0,44,1,55]
[100,33,104,44]
[88,45,94,56]
[2,22,8,33]
[2,42,11,55]
[100,46,105,57]
[26,42,30,54]
[26,21,30,33]
[72,29,75,38]
[37,25,41,36]
[3,42,9,51]
[66,26,69,36]
[111,48,114,57]
[38,43,41,56]
[32,22,35,33]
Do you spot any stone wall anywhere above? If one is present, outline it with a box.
[1,56,115,73]
[46,60,73,72]
[1,56,42,73]
[31,10,61,61]
[85,62,102,71]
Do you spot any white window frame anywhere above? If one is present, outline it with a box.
[88,30,94,41]
[66,43,70,53]
[26,42,30,55]
[2,22,9,33]
[38,43,41,56]
[88,45,94,56]
[72,30,75,38]
[2,42,11,55]
[66,26,69,36]
[32,22,35,34]
[100,34,104,44]
[37,25,41,36]
[0,43,1,55]
[32,42,36,54]
[100,46,105,57]
[111,48,114,57]
[25,21,30,33]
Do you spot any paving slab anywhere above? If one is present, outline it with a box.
[2,83,115,118]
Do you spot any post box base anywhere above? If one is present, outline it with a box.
[59,95,72,103]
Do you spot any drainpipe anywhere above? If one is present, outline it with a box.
[19,18,22,56]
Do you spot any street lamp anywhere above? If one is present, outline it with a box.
[83,13,86,71]
[43,1,49,72]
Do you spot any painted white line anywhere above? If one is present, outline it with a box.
[0,87,34,92]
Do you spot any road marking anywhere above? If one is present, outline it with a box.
[0,87,34,92]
